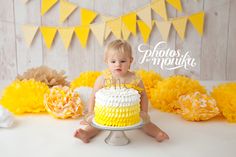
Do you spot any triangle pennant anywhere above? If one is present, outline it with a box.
[121,12,137,35]
[101,16,113,40]
[166,0,182,12]
[122,24,131,40]
[58,27,74,49]
[40,26,57,49]
[189,12,205,36]
[107,17,122,39]
[80,8,98,26]
[74,26,90,48]
[137,20,152,43]
[155,21,171,41]
[102,16,113,39]
[151,0,168,20]
[41,0,58,15]
[22,25,38,46]
[136,4,152,29]
[60,0,77,23]
[90,23,106,45]
[172,17,188,40]
[104,25,112,40]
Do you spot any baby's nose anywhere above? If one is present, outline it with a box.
[115,62,121,66]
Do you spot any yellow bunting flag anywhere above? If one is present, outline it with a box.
[41,0,58,15]
[121,12,136,36]
[90,23,106,45]
[107,17,122,39]
[22,25,38,46]
[122,24,131,40]
[74,26,90,48]
[40,27,57,49]
[136,4,152,29]
[80,8,98,26]
[151,0,168,20]
[101,16,113,40]
[137,20,152,43]
[58,27,74,49]
[172,17,188,40]
[189,12,205,36]
[60,0,77,23]
[155,21,171,41]
[166,0,182,12]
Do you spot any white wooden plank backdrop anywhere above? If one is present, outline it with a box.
[0,0,235,81]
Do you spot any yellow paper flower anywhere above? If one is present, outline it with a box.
[150,75,206,113]
[70,71,101,89]
[211,82,236,122]
[0,79,49,114]
[136,70,163,100]
[44,86,83,119]
[178,92,220,121]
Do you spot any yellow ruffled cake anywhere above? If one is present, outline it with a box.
[94,87,141,127]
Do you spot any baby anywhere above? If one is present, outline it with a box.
[74,39,169,143]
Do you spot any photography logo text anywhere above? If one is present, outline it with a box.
[138,41,197,71]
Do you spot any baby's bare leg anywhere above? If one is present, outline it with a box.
[142,122,169,142]
[74,126,100,143]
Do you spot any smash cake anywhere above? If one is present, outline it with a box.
[94,87,141,127]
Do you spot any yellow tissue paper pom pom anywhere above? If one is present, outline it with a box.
[0,79,49,114]
[44,86,83,119]
[136,70,163,100]
[150,75,206,113]
[70,71,101,89]
[211,83,236,122]
[178,92,220,121]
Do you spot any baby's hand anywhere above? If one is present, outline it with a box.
[140,111,150,123]
[80,120,88,125]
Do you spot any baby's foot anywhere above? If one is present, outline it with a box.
[74,129,90,143]
[155,131,169,142]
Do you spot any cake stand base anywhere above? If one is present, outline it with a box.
[105,131,130,146]
[84,113,149,146]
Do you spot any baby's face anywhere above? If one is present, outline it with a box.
[106,51,132,77]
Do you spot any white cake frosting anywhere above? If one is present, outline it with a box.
[95,87,140,106]
[94,87,141,127]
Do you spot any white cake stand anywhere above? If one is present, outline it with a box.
[84,112,149,146]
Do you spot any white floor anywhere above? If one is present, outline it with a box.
[0,80,236,157]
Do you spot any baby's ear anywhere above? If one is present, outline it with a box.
[130,57,133,63]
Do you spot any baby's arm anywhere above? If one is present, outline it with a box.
[87,75,104,113]
[138,80,149,113]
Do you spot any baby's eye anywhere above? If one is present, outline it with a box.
[111,61,116,63]
[121,60,126,63]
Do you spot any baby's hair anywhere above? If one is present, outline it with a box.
[104,39,133,62]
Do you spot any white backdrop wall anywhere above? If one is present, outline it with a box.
[0,0,235,81]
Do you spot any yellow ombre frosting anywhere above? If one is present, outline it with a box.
[94,87,141,127]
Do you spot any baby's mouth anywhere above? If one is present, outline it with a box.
[115,69,122,72]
